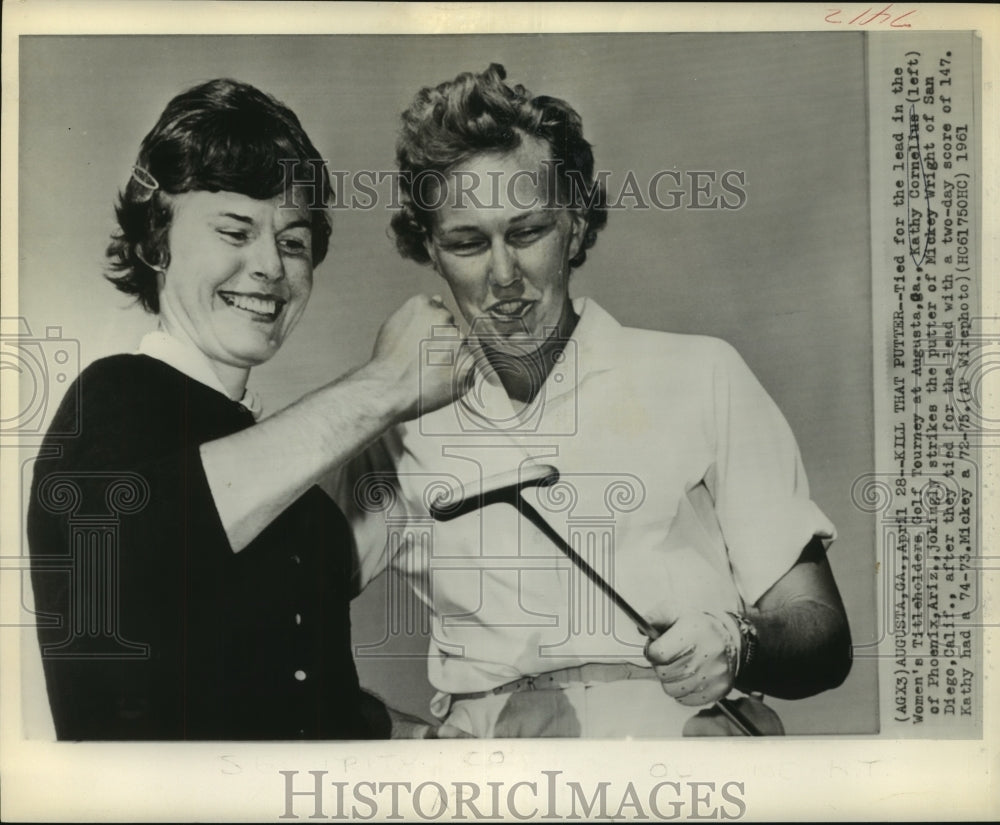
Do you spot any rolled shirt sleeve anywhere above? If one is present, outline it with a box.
[706,341,836,606]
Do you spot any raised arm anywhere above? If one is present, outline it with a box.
[201,294,469,552]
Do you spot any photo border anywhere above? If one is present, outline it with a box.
[2,2,997,821]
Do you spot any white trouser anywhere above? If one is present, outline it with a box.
[444,679,700,738]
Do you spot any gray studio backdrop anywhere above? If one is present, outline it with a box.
[18,32,876,735]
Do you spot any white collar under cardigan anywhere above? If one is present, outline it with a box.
[137,328,263,420]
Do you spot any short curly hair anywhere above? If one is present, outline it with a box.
[390,64,607,269]
[106,78,333,313]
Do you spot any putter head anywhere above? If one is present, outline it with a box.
[429,464,560,521]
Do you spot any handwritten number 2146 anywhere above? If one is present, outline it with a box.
[825,5,916,27]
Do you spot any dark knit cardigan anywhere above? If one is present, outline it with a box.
[28,354,389,740]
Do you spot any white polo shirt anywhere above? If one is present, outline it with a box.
[337,298,835,710]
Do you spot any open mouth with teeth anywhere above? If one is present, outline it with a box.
[487,300,534,321]
[218,291,286,322]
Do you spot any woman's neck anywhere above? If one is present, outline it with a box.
[483,301,579,404]
[156,321,249,401]
[207,361,250,402]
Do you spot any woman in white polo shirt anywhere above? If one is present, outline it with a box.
[338,64,852,738]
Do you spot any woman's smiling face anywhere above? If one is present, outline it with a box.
[424,136,586,353]
[156,188,315,371]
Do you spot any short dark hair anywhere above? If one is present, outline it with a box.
[390,63,607,268]
[106,78,333,313]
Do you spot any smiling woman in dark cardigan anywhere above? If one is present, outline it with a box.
[27,78,469,741]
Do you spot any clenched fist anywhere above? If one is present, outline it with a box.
[367,294,473,421]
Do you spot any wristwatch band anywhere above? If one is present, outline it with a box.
[727,611,759,675]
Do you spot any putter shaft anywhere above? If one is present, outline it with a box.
[515,496,762,737]
[429,471,762,736]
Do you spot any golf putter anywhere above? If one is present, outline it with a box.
[429,465,761,736]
